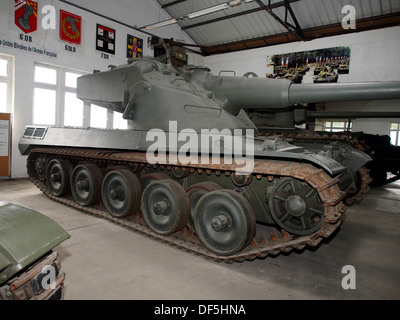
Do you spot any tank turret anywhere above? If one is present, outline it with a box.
[76,57,400,133]
[18,55,400,261]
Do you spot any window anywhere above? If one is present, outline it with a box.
[33,64,85,126]
[0,59,7,77]
[0,83,7,112]
[323,120,352,132]
[113,111,128,129]
[0,54,14,114]
[65,72,80,88]
[34,66,57,85]
[64,92,84,127]
[90,104,108,128]
[33,88,56,125]
[33,64,86,127]
[33,64,123,129]
[390,123,400,146]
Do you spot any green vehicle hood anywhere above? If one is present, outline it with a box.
[0,202,70,285]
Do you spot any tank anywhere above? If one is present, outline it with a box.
[18,55,400,262]
[338,62,350,74]
[254,108,400,196]
[0,202,69,300]
[343,132,400,186]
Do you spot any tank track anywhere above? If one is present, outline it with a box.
[259,131,372,205]
[27,146,346,263]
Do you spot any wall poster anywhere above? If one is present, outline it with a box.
[266,47,351,84]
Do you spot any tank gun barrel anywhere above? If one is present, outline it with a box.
[307,111,400,119]
[289,82,400,106]
[199,74,400,111]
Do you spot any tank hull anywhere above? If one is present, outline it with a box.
[17,118,355,261]
[23,144,345,262]
[17,56,400,260]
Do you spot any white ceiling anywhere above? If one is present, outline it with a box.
[152,0,400,55]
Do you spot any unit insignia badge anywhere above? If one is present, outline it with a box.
[127,35,143,59]
[96,24,116,55]
[15,0,38,34]
[60,10,82,45]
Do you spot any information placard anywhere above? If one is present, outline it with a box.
[0,113,11,178]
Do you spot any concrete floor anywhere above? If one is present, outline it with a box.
[0,178,399,300]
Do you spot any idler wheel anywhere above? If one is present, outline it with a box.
[186,182,223,229]
[194,190,256,256]
[102,169,141,218]
[268,177,325,235]
[141,179,190,235]
[46,159,72,196]
[71,164,103,206]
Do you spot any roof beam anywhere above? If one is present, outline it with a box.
[182,7,263,30]
[254,0,305,40]
[200,12,400,55]
[161,0,188,9]
[181,0,301,30]
[282,0,304,39]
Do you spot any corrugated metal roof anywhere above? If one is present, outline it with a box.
[152,0,400,55]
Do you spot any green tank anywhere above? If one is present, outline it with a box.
[254,107,400,199]
[0,202,69,300]
[18,55,400,262]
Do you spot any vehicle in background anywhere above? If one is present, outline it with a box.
[0,202,70,300]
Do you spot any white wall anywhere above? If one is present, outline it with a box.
[203,26,400,135]
[0,0,201,178]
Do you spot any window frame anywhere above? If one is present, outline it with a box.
[32,63,126,129]
[323,119,352,133]
[33,63,88,127]
[390,122,400,146]
[0,54,14,114]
